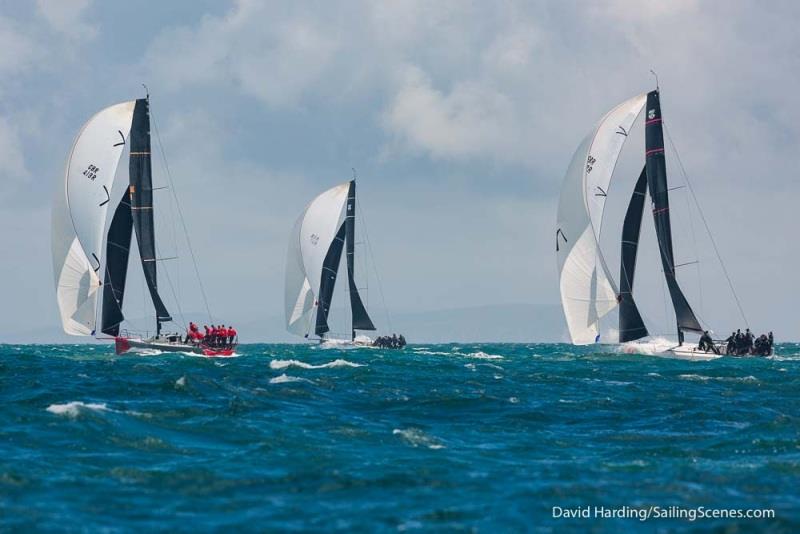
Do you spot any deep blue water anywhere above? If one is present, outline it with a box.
[1,343,799,532]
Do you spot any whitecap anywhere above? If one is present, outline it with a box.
[465,351,504,360]
[509,397,519,403]
[46,401,109,418]
[269,359,363,370]
[175,376,186,388]
[678,374,759,383]
[412,350,453,356]
[393,428,445,449]
[131,349,163,356]
[269,374,314,384]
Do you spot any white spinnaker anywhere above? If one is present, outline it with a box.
[52,101,135,335]
[285,211,314,335]
[556,93,646,344]
[284,182,349,336]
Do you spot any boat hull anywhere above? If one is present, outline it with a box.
[621,341,770,361]
[318,337,374,349]
[654,345,725,361]
[115,336,237,357]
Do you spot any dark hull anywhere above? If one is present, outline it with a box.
[115,336,237,357]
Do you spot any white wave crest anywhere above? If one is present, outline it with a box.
[465,351,504,360]
[412,350,452,356]
[678,374,759,383]
[269,359,364,370]
[269,374,314,384]
[412,349,504,360]
[46,401,109,418]
[46,401,149,419]
[131,349,163,356]
[393,428,445,449]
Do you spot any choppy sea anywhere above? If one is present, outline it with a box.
[1,343,799,532]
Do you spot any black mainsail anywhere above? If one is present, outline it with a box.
[345,180,375,339]
[618,166,649,342]
[644,90,702,341]
[314,223,346,336]
[100,191,133,336]
[129,98,172,334]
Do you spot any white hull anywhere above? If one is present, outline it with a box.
[656,346,724,361]
[620,340,726,361]
[318,335,374,349]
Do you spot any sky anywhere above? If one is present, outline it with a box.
[0,0,798,342]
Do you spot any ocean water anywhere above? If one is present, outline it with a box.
[1,343,799,532]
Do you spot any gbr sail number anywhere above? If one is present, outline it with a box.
[83,164,100,181]
[586,155,596,174]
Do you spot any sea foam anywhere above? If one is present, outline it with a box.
[46,401,109,418]
[393,428,445,450]
[269,359,363,370]
[269,374,314,384]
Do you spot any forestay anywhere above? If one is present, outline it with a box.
[52,101,135,335]
[556,94,646,344]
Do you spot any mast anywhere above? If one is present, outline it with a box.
[344,180,375,340]
[644,90,702,343]
[618,167,649,342]
[129,96,172,336]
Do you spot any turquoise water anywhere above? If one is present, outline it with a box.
[1,343,798,532]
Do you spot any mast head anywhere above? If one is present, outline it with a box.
[142,83,150,101]
[649,69,659,92]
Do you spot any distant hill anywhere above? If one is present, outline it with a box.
[1,303,565,344]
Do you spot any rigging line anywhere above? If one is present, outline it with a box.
[672,143,705,319]
[155,239,187,332]
[149,104,214,325]
[663,123,749,327]
[355,194,393,332]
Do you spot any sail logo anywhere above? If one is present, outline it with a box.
[83,164,100,181]
[310,234,319,245]
[648,109,656,120]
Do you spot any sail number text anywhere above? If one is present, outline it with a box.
[83,164,100,181]
[586,155,596,174]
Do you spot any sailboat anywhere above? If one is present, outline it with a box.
[284,179,378,346]
[556,87,741,360]
[52,94,236,357]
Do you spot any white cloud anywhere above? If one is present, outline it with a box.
[383,64,519,162]
[35,0,96,39]
[0,16,40,75]
[146,1,339,108]
[0,117,29,183]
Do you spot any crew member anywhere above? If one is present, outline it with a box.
[725,332,736,355]
[698,331,713,352]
